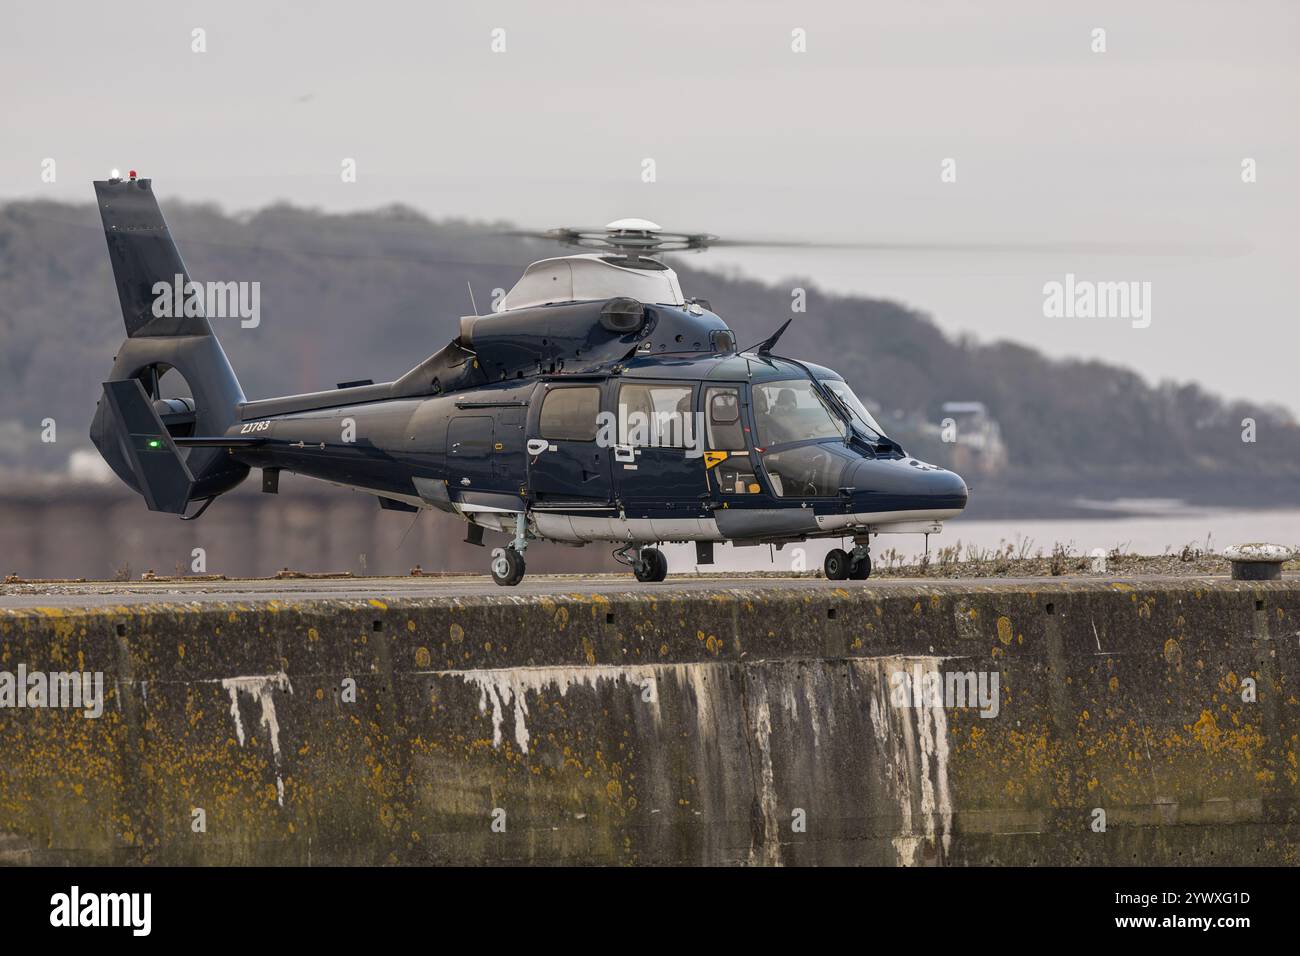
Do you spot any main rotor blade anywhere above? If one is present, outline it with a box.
[504,227,1249,258]
[31,210,1249,265]
[702,236,1251,257]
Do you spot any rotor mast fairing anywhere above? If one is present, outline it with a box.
[500,255,686,312]
[500,217,712,313]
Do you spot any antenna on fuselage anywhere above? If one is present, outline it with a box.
[745,318,792,356]
[466,281,479,316]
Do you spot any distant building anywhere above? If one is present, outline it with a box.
[936,401,1009,475]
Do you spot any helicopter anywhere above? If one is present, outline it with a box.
[89,176,969,586]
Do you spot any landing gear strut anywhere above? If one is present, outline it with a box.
[490,514,530,587]
[849,546,872,580]
[618,544,668,583]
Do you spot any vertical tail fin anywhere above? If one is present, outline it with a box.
[90,177,249,508]
[95,177,212,337]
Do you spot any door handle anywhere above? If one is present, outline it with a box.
[526,439,548,456]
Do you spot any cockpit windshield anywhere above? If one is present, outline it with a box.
[752,379,846,447]
[821,379,885,440]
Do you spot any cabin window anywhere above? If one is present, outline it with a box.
[752,379,845,447]
[617,384,694,448]
[539,386,600,441]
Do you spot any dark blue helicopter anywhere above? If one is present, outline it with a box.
[89,179,969,585]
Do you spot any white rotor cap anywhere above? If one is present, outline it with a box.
[605,218,662,233]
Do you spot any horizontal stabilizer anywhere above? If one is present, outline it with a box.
[101,379,195,513]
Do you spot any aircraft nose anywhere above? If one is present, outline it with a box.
[843,457,969,512]
[938,467,970,509]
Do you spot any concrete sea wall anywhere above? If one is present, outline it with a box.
[1,577,1297,865]
[0,482,622,579]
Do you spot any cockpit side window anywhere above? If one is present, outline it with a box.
[762,444,847,497]
[752,379,846,447]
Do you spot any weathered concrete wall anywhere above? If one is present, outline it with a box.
[1,578,1297,865]
[0,482,621,579]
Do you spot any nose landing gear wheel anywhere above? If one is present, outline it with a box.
[824,548,850,581]
[849,553,872,580]
[491,547,526,587]
[633,547,669,583]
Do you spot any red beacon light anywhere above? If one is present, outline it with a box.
[128,169,137,180]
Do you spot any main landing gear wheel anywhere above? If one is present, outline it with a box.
[633,547,669,583]
[824,548,850,581]
[491,548,526,587]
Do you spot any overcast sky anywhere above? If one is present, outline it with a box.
[4,0,1298,412]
